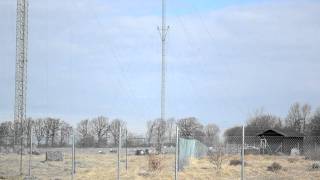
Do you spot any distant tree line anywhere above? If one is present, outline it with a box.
[0,118,72,147]
[2,102,318,149]
[224,102,320,137]
[0,116,128,148]
[146,117,220,152]
[76,117,126,147]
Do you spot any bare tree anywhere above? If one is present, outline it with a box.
[146,120,155,146]
[0,122,10,135]
[50,118,60,147]
[247,110,282,129]
[208,144,225,170]
[13,120,20,145]
[146,119,168,152]
[309,108,320,135]
[91,116,109,147]
[302,104,311,133]
[109,119,126,146]
[24,117,34,147]
[204,123,220,146]
[286,102,311,133]
[177,117,204,138]
[286,103,302,132]
[224,126,242,137]
[43,118,51,147]
[166,118,175,144]
[0,121,14,146]
[77,119,93,147]
[43,118,61,147]
[60,121,72,146]
[154,119,167,153]
[33,118,45,147]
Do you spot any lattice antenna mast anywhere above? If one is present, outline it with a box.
[158,0,169,122]
[15,0,28,175]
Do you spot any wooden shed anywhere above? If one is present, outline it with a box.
[224,127,305,155]
[257,129,304,155]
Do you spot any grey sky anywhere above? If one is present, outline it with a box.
[1,0,320,133]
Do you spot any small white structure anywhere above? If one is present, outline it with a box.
[290,148,300,156]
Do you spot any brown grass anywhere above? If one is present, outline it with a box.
[288,157,299,163]
[1,150,320,180]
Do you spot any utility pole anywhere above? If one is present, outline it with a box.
[15,0,29,175]
[158,0,169,123]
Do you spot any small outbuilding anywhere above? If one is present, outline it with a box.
[256,128,304,155]
[225,127,304,155]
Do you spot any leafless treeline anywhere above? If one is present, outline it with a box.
[0,116,128,148]
[0,115,219,150]
[2,102,317,149]
[0,117,72,147]
[146,117,220,152]
[76,117,126,147]
[224,102,320,137]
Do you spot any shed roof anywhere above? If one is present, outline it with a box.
[244,127,304,137]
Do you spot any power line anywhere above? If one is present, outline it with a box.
[171,3,249,124]
[87,4,153,120]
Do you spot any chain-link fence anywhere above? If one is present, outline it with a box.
[1,129,320,179]
[0,135,21,178]
[0,134,75,179]
[233,135,320,180]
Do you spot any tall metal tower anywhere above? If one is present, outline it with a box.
[159,0,169,122]
[15,0,28,175]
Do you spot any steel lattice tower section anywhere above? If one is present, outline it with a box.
[15,0,28,175]
[160,0,169,123]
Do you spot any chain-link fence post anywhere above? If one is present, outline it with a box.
[28,127,32,177]
[72,128,75,179]
[125,129,128,171]
[117,125,121,180]
[20,135,23,175]
[241,125,245,180]
[175,125,179,180]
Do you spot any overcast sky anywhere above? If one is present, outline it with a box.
[1,0,320,133]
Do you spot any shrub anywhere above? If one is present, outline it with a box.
[287,158,298,163]
[229,159,247,166]
[267,162,282,172]
[208,146,225,170]
[148,154,162,171]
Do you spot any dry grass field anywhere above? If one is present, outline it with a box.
[0,149,319,180]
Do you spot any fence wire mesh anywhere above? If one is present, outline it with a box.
[1,132,320,179]
[0,137,19,178]
[225,136,320,180]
